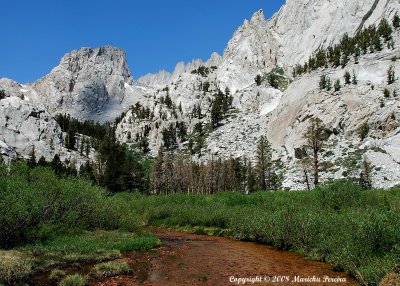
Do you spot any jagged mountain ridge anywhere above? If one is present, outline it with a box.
[1,0,400,189]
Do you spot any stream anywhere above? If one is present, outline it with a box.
[34,229,357,286]
[93,229,356,286]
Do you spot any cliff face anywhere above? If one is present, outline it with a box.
[215,0,400,92]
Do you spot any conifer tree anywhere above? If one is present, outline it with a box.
[384,88,391,98]
[303,117,329,186]
[319,75,327,90]
[334,79,341,91]
[246,160,256,193]
[51,154,63,176]
[37,156,47,167]
[352,70,358,85]
[359,158,373,190]
[28,146,36,168]
[255,74,262,86]
[378,18,393,42]
[393,12,400,29]
[255,136,273,190]
[326,77,332,91]
[65,127,76,150]
[387,66,396,84]
[0,90,6,100]
[344,71,351,85]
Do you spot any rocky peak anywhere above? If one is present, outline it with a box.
[138,69,172,88]
[250,9,265,25]
[57,46,132,81]
[32,46,139,122]
[206,52,222,67]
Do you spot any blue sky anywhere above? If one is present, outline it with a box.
[1,1,285,83]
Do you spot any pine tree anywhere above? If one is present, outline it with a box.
[151,150,164,194]
[387,66,396,84]
[303,117,329,186]
[255,75,262,86]
[334,79,341,91]
[359,158,373,190]
[246,161,256,194]
[0,90,6,100]
[255,136,273,191]
[384,88,391,98]
[373,33,382,51]
[211,96,223,128]
[37,156,48,167]
[393,12,400,29]
[51,154,63,176]
[315,49,327,68]
[358,122,369,141]
[378,18,393,42]
[65,128,76,150]
[352,70,358,85]
[326,77,332,91]
[164,92,173,109]
[344,71,351,85]
[28,146,36,168]
[319,75,327,90]
[202,81,210,93]
[80,161,94,181]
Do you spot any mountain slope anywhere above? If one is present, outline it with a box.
[0,0,399,189]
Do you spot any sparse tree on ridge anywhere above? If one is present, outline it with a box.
[393,12,400,29]
[388,66,396,84]
[344,71,351,85]
[334,79,341,91]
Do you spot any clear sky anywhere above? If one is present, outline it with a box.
[1,1,285,83]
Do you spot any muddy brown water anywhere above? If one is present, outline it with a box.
[31,229,357,286]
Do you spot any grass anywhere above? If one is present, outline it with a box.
[89,261,132,280]
[0,250,33,284]
[115,180,400,286]
[49,269,66,282]
[0,230,160,284]
[59,274,86,286]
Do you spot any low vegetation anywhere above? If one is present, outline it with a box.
[0,162,159,284]
[1,150,399,286]
[117,181,400,286]
[89,261,132,280]
[59,274,86,286]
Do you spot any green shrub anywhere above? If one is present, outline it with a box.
[315,180,362,210]
[59,274,86,286]
[0,162,122,248]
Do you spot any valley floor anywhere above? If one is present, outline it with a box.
[1,172,400,286]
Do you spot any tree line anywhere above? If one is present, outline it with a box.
[27,111,376,195]
[150,136,284,195]
[293,16,399,77]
